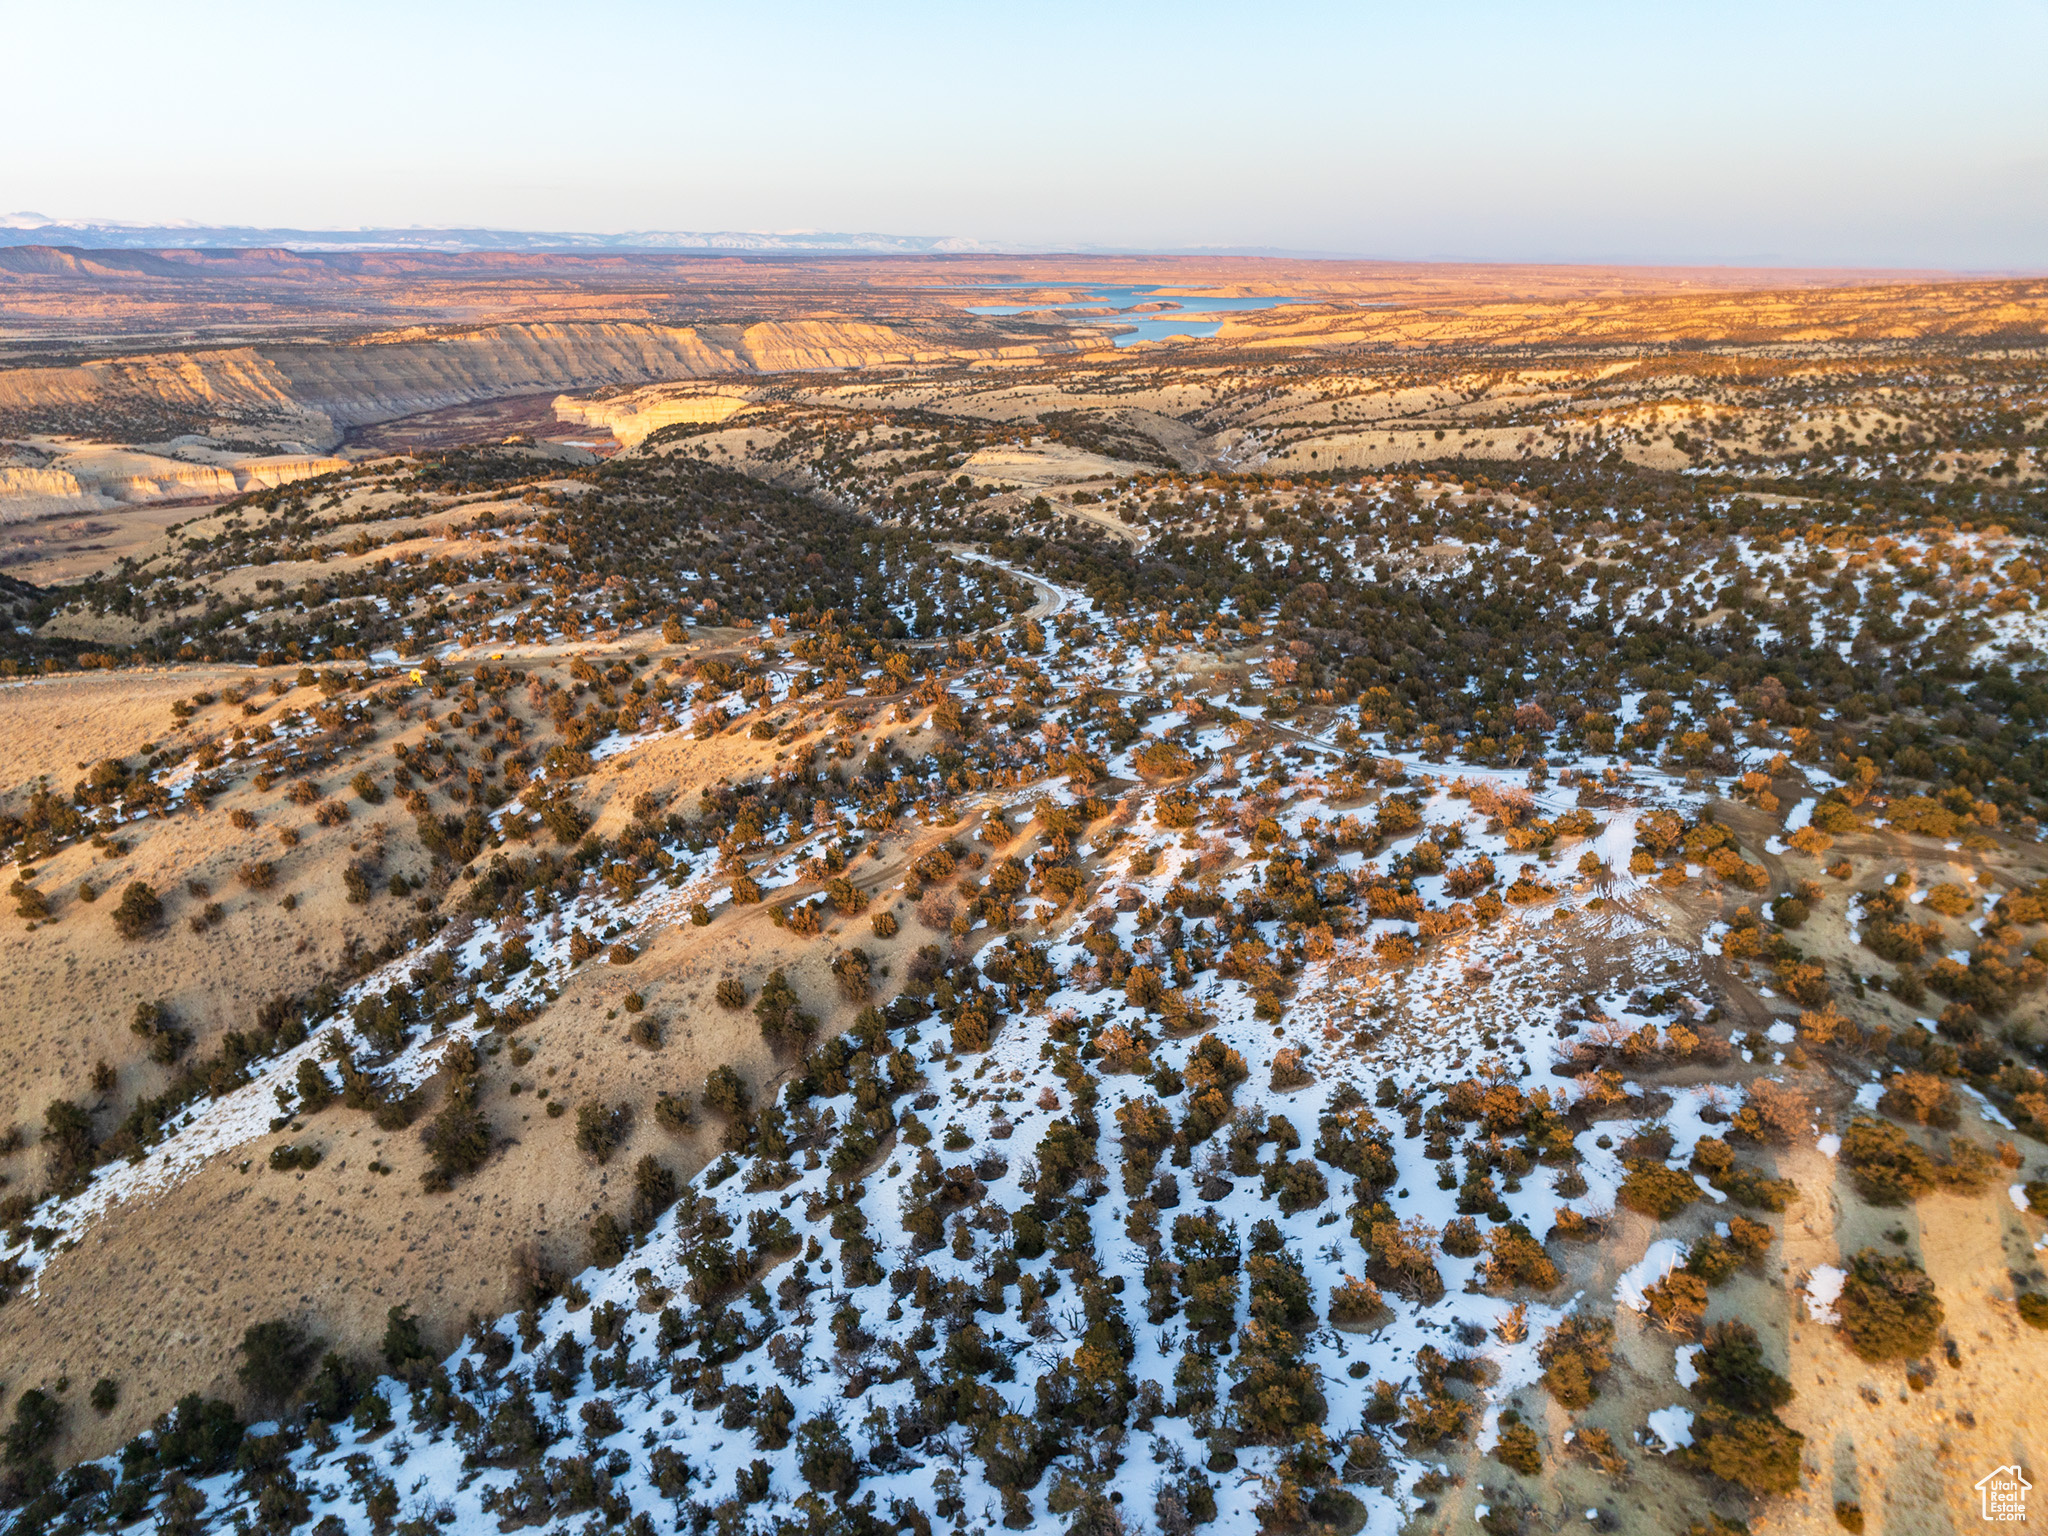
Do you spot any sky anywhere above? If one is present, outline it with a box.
[5,0,2044,268]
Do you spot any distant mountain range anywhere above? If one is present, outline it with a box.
[0,215,1026,255]
[0,215,1360,260]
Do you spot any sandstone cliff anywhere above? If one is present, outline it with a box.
[0,448,349,520]
[552,389,753,447]
[0,348,315,431]
[0,317,1096,517]
[264,323,747,428]
[0,319,1091,441]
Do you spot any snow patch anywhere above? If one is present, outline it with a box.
[1674,1345,1701,1388]
[1615,1239,1686,1311]
[1804,1265,1846,1324]
[1643,1406,1695,1452]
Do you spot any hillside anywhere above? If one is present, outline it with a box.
[0,286,2044,1536]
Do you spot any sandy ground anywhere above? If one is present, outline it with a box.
[0,668,249,790]
[959,443,1139,487]
[0,668,424,1129]
[0,499,217,585]
[1773,1142,2047,1534]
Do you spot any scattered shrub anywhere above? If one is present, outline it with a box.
[111,880,163,938]
[1642,1269,1711,1337]
[238,1318,320,1405]
[831,947,873,1001]
[703,1066,751,1122]
[1326,1275,1387,1327]
[381,1305,431,1372]
[753,970,816,1054]
[1617,1159,1699,1219]
[1878,1071,1960,1128]
[3,1387,63,1468]
[1836,1249,1944,1361]
[421,1042,492,1189]
[131,998,194,1063]
[795,1413,858,1497]
[41,1097,97,1186]
[1691,1321,1792,1416]
[1570,1424,1628,1477]
[1922,882,1973,917]
[630,1155,679,1230]
[1685,1402,1805,1496]
[654,1091,694,1134]
[1538,1313,1614,1407]
[1481,1223,1561,1291]
[1493,1409,1541,1475]
[1269,1047,1314,1090]
[1838,1117,1941,1204]
[1440,1216,1482,1257]
[574,1101,633,1165]
[587,1210,629,1268]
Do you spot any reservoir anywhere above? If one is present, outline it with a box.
[960,283,1312,346]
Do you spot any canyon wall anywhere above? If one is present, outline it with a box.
[270,319,1086,425]
[0,449,350,521]
[0,318,1077,519]
[0,348,312,427]
[264,323,746,428]
[0,317,1090,520]
[0,319,1088,438]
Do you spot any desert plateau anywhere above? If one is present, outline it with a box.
[0,238,2040,1536]
[4,1,2048,1519]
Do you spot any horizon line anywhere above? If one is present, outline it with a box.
[4,218,2037,277]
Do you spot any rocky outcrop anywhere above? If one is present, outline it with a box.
[553,389,753,447]
[0,449,348,520]
[0,466,101,516]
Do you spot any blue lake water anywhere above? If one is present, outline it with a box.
[960,283,1312,346]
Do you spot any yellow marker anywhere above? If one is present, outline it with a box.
[409,670,425,683]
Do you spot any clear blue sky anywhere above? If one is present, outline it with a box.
[6,0,2044,267]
